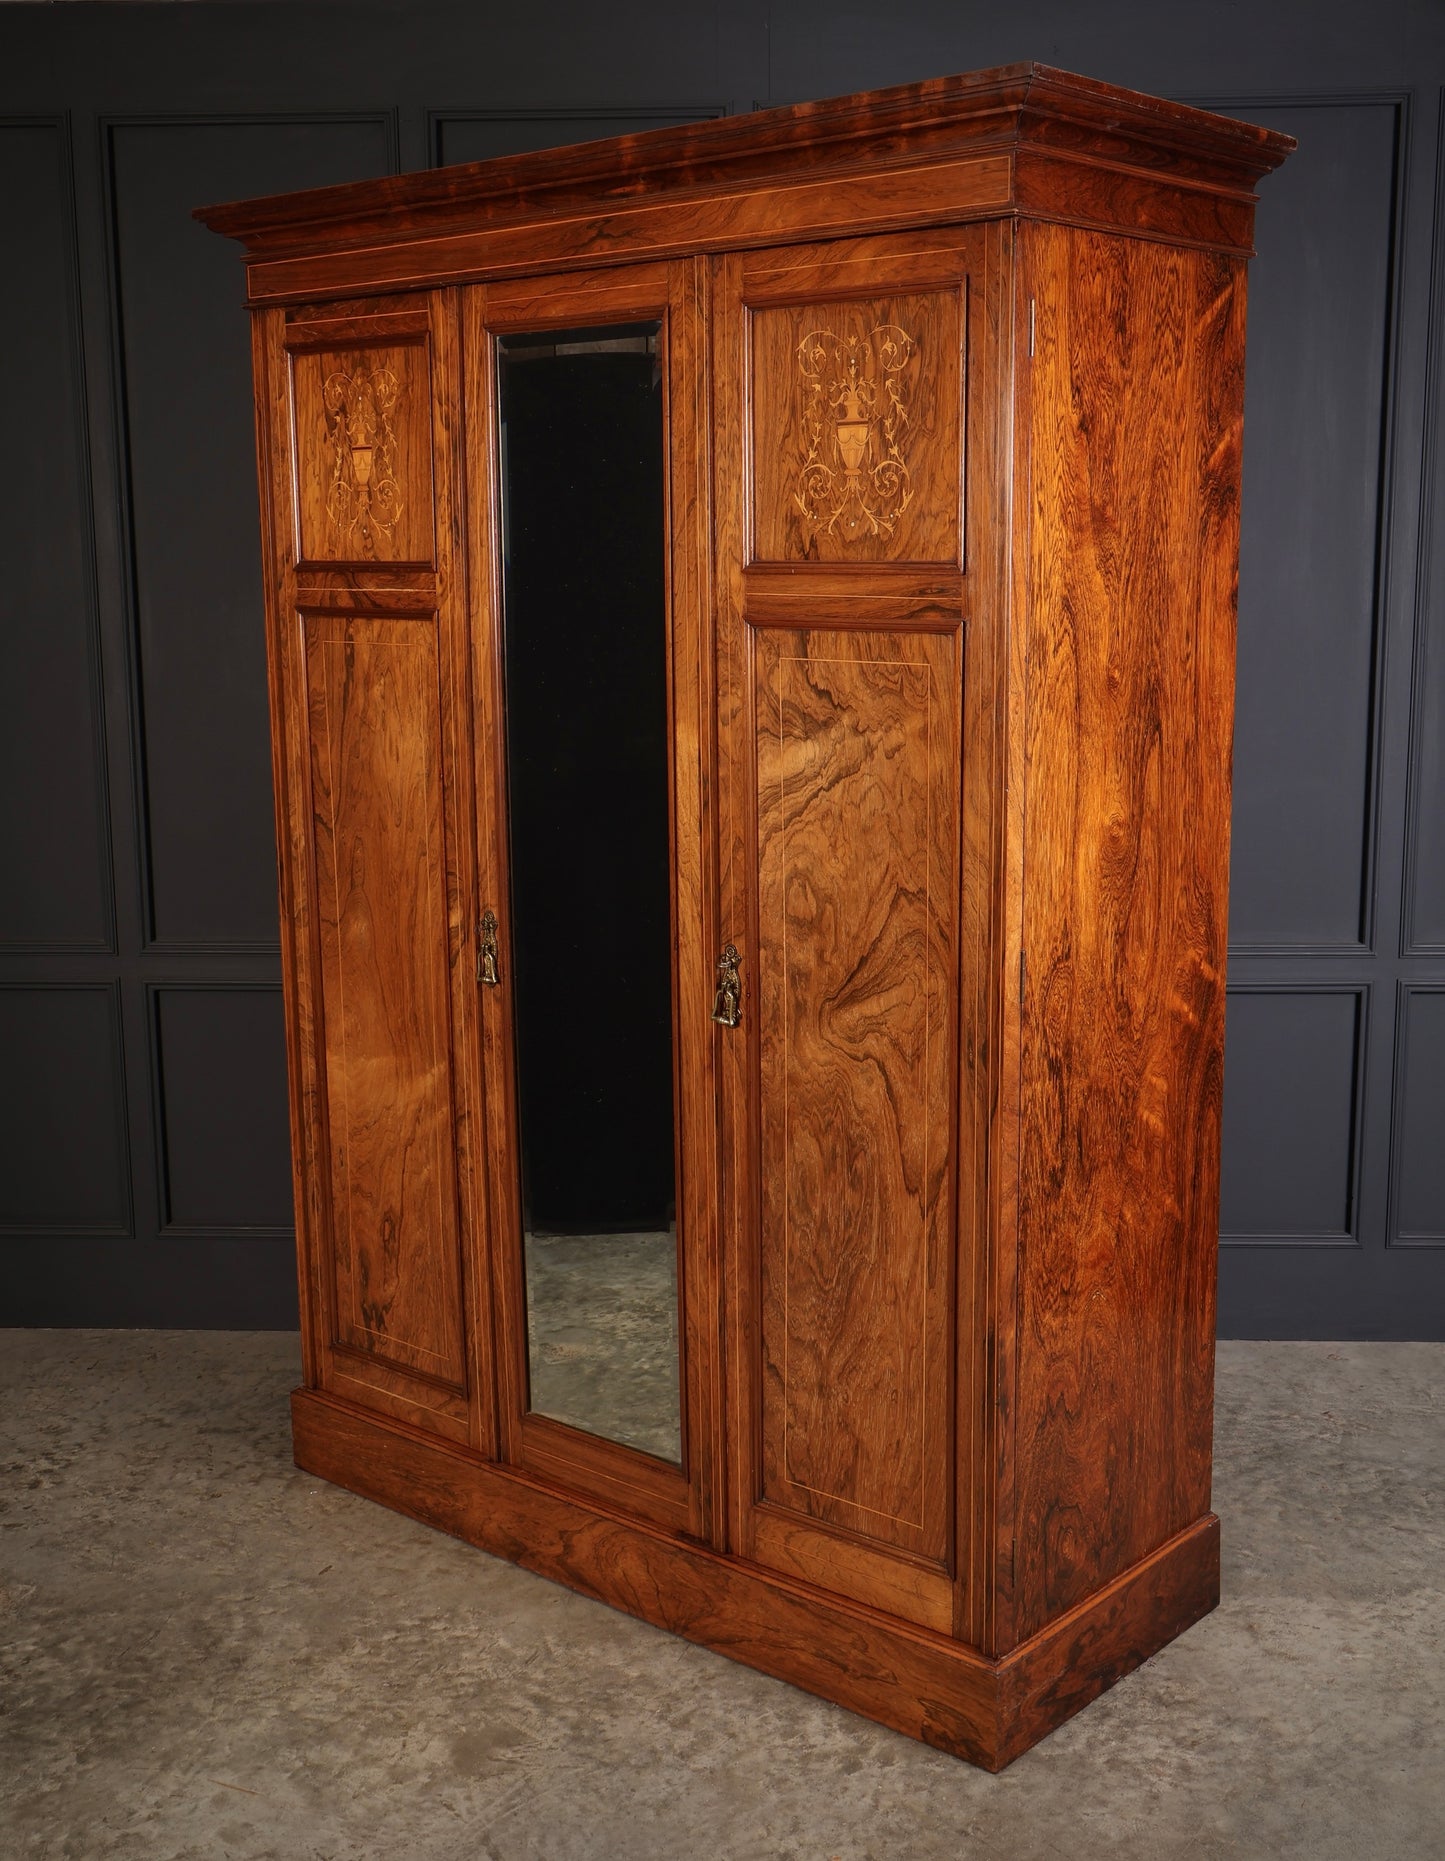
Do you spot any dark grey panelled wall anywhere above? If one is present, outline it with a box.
[1,0,1442,1337]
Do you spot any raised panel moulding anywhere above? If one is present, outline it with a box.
[0,119,113,954]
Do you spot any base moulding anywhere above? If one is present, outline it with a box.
[292,1389,1221,1771]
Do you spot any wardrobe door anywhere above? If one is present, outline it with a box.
[463,261,721,1541]
[715,228,1001,1631]
[255,292,492,1450]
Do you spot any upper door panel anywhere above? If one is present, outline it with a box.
[750,285,963,566]
[282,301,441,570]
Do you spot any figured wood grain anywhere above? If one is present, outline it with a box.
[425,290,497,1459]
[714,246,759,1574]
[254,293,492,1447]
[952,216,1014,1654]
[1013,149,1257,253]
[252,305,325,1390]
[284,308,432,348]
[304,612,467,1389]
[236,157,1013,306]
[716,229,983,1635]
[665,254,727,1547]
[326,1345,469,1443]
[292,1387,1220,1772]
[291,339,435,565]
[996,1513,1220,1766]
[755,630,958,1569]
[196,63,1292,270]
[1011,222,1246,1640]
[750,289,962,564]
[741,584,964,631]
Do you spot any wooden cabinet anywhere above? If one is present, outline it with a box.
[199,64,1291,1769]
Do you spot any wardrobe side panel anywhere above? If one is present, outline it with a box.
[1011,224,1245,1640]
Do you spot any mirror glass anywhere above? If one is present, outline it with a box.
[495,321,681,1464]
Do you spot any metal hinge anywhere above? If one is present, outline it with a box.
[1028,297,1036,357]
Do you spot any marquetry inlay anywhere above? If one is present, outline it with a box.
[291,339,434,564]
[792,324,916,545]
[750,289,959,565]
[323,367,405,546]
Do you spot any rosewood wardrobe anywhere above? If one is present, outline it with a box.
[197,63,1292,1769]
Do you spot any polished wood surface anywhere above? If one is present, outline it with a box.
[292,1386,1220,1773]
[303,611,465,1387]
[195,64,1292,303]
[716,230,982,1632]
[216,67,1286,1768]
[233,156,1014,307]
[952,218,1013,1657]
[291,339,435,564]
[755,629,957,1571]
[1009,222,1245,1641]
[750,288,961,563]
[253,291,492,1448]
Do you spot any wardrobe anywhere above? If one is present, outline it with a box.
[197,63,1292,1769]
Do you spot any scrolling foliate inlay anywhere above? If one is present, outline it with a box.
[793,325,915,545]
[323,368,404,547]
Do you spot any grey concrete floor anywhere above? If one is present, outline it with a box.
[1,1334,1441,1860]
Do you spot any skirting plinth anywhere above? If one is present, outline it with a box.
[292,1390,1220,1772]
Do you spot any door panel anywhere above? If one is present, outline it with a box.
[755,629,957,1563]
[464,261,721,1540]
[718,229,984,1630]
[256,292,489,1449]
[750,290,962,565]
[304,612,465,1388]
[291,339,436,566]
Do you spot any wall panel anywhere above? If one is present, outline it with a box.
[0,121,112,953]
[149,984,292,1235]
[1403,102,1445,955]
[1220,988,1365,1243]
[1229,102,1401,953]
[1389,987,1445,1245]
[1405,570,1445,951]
[0,986,129,1233]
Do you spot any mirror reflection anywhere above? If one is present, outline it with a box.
[496,321,681,1464]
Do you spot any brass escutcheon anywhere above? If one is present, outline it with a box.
[711,943,742,1028]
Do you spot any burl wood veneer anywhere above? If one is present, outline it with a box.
[198,64,1292,1770]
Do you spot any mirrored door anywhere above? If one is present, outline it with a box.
[465,263,719,1538]
[495,317,680,1464]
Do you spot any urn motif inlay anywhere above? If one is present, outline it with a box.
[792,324,915,545]
[323,367,404,548]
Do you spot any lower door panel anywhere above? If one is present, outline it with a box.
[741,625,961,1629]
